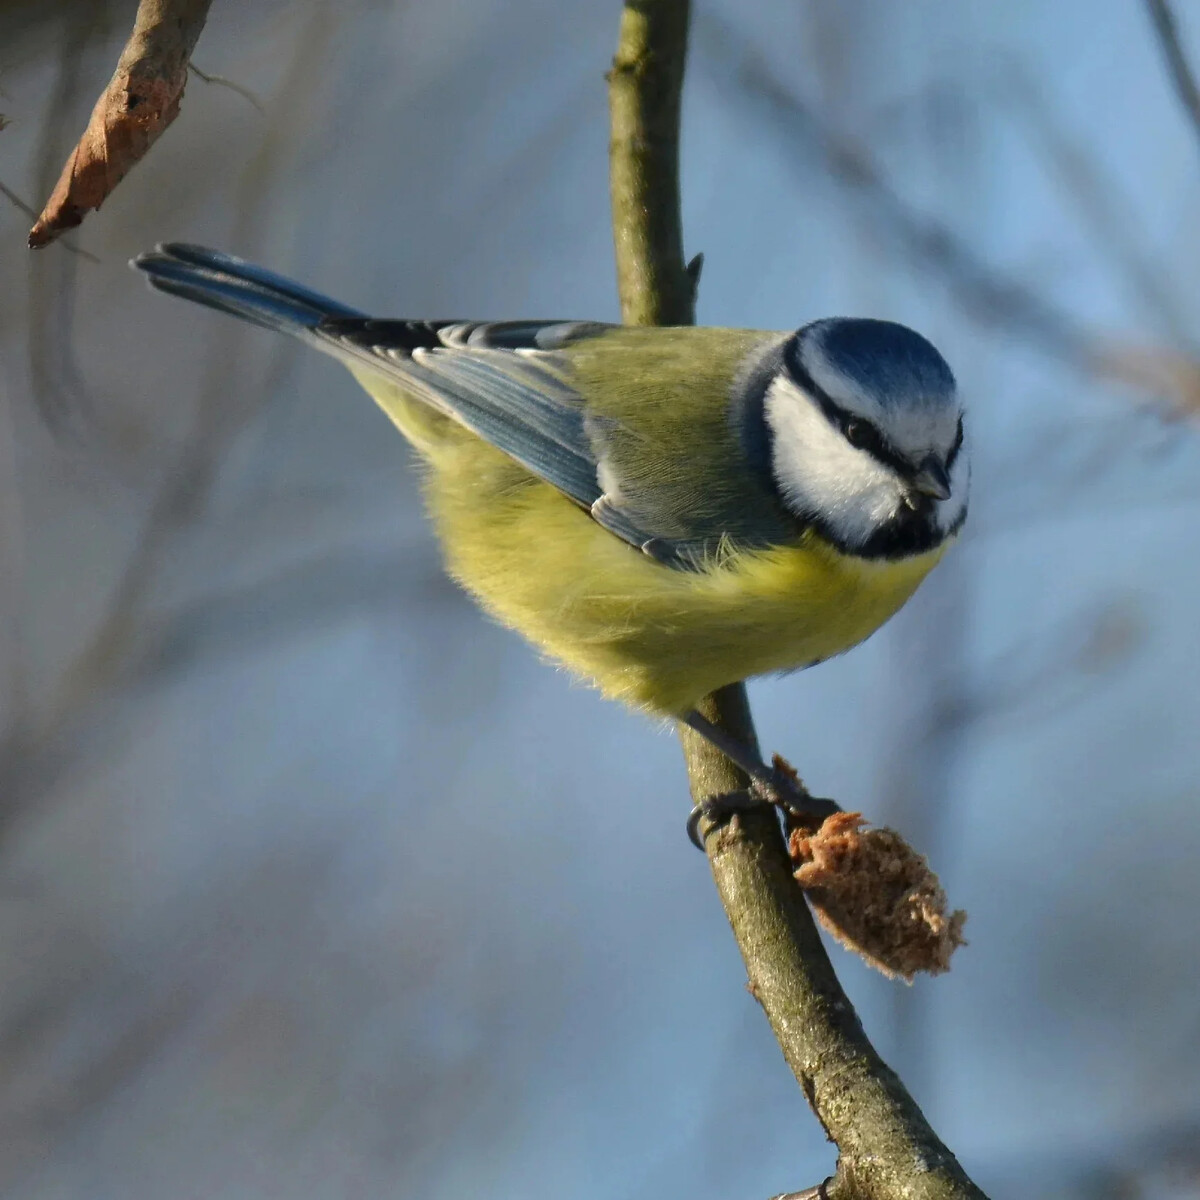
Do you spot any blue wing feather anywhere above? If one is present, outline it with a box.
[132,245,726,569]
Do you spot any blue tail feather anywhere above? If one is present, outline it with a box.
[132,243,365,336]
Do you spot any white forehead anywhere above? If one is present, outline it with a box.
[801,322,961,454]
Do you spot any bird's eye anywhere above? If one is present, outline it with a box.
[844,419,876,452]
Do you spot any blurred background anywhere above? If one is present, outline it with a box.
[1,1,1199,1196]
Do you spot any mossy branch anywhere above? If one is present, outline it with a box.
[607,4,989,1197]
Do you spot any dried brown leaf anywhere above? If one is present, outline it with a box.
[789,812,967,982]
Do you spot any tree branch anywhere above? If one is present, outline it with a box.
[607,5,988,1197]
[29,0,214,248]
[608,0,695,327]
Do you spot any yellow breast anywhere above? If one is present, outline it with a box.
[418,431,947,715]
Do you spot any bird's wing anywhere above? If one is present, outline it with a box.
[314,318,784,569]
[318,318,608,510]
[133,246,791,569]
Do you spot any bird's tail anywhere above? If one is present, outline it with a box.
[132,243,366,336]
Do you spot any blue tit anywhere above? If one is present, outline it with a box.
[133,245,967,791]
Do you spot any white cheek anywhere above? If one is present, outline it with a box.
[764,377,906,548]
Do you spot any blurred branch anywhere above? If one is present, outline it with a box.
[1144,0,1200,154]
[0,374,30,740]
[28,0,214,248]
[699,13,1200,418]
[608,5,986,1197]
[697,12,1091,364]
[0,544,445,843]
[27,10,110,434]
[0,4,337,848]
[998,61,1192,346]
[52,2,333,718]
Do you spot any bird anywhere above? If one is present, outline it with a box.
[133,244,968,828]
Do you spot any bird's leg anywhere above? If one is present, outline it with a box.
[680,710,841,850]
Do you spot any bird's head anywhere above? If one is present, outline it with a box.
[763,317,968,559]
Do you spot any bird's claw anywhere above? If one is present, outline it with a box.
[686,788,766,850]
[687,779,841,850]
[752,769,840,827]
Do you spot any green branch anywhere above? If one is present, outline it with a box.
[606,4,989,1197]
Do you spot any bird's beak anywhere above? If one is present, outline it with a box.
[912,455,951,501]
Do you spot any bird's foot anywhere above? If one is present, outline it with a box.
[680,710,841,850]
[686,788,762,850]
[686,768,840,851]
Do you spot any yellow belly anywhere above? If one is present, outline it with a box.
[401,408,947,715]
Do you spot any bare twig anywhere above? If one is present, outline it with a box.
[188,61,265,114]
[608,4,987,1197]
[28,0,215,247]
[1144,0,1200,155]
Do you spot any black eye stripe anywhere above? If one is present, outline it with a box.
[783,337,965,480]
[783,340,911,476]
[946,416,965,471]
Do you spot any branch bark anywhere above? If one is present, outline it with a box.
[608,0,695,327]
[29,0,214,248]
[607,5,989,1197]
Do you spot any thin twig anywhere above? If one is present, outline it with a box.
[607,4,988,1197]
[1144,0,1200,155]
[188,61,265,113]
[0,4,335,846]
